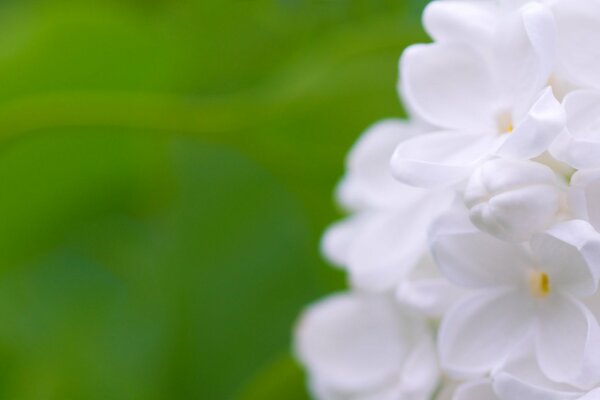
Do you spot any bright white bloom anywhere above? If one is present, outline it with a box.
[464,158,563,242]
[296,0,600,397]
[430,206,600,385]
[391,2,564,189]
[322,120,453,294]
[295,293,439,400]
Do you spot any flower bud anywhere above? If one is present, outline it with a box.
[464,159,561,242]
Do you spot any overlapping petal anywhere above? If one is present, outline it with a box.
[494,371,581,400]
[396,277,464,318]
[438,289,535,375]
[345,206,430,291]
[535,294,600,387]
[391,131,496,189]
[465,158,562,242]
[494,3,556,107]
[429,207,532,288]
[400,43,498,132]
[497,87,565,159]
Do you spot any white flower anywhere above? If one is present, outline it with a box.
[295,293,439,400]
[430,206,600,386]
[391,2,564,188]
[464,158,563,242]
[297,0,600,397]
[322,120,453,293]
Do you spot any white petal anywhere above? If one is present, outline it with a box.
[569,169,600,232]
[495,341,581,395]
[535,294,600,387]
[429,206,532,288]
[423,1,496,45]
[494,3,556,106]
[497,87,565,159]
[579,388,600,400]
[454,380,498,400]
[551,90,600,169]
[321,215,364,267]
[400,42,498,132]
[439,290,535,376]
[469,184,560,242]
[398,327,439,400]
[531,220,600,296]
[391,131,495,189]
[337,194,452,292]
[337,119,422,211]
[345,205,430,292]
[500,0,531,10]
[554,0,600,90]
[493,371,581,400]
[396,278,464,318]
[295,293,408,393]
[395,253,465,317]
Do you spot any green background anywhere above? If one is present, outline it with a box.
[0,1,428,399]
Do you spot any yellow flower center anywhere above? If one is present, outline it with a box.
[529,270,550,298]
[496,111,514,134]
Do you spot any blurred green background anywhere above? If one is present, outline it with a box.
[0,1,429,399]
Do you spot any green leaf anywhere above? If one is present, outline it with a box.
[235,355,310,400]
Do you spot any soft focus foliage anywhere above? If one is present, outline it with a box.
[0,0,429,399]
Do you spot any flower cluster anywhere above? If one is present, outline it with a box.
[294,1,600,399]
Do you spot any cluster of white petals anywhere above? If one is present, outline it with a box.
[295,0,600,399]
